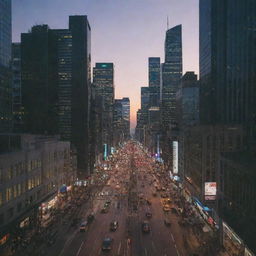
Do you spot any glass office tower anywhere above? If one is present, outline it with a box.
[0,0,12,132]
[161,25,182,129]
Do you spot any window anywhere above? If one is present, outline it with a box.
[0,168,3,183]
[7,168,12,180]
[0,192,3,206]
[13,185,17,199]
[17,184,21,196]
[6,188,12,202]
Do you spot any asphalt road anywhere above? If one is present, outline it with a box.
[43,141,188,256]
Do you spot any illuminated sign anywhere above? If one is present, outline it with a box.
[205,182,217,200]
[173,141,178,174]
[104,144,108,160]
[0,234,10,245]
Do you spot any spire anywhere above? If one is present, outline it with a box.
[167,16,169,30]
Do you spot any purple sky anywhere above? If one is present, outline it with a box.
[12,0,199,130]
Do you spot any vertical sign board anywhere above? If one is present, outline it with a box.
[205,182,217,200]
[173,141,178,174]
[104,144,108,160]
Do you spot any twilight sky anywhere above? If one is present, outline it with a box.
[12,0,199,130]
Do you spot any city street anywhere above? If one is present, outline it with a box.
[27,141,203,256]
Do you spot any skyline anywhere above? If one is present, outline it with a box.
[12,0,199,130]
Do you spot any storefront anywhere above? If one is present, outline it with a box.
[223,221,243,255]
[19,217,30,229]
[0,234,10,247]
[39,196,58,227]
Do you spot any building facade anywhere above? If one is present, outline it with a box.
[93,63,114,156]
[199,0,256,137]
[12,43,22,133]
[21,25,59,135]
[148,57,161,87]
[0,0,12,132]
[69,15,92,177]
[161,25,182,129]
[176,72,199,128]
[0,134,76,247]
[52,29,73,141]
[113,97,130,146]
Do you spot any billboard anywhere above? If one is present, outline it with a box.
[173,141,178,174]
[205,182,217,200]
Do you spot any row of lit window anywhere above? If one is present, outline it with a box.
[0,159,41,183]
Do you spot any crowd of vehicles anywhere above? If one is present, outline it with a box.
[75,141,179,253]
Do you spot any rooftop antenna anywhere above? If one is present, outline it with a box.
[167,16,169,30]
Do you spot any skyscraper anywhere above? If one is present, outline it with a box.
[199,0,256,137]
[199,1,256,251]
[148,57,161,87]
[93,63,114,154]
[176,72,199,128]
[0,0,12,132]
[113,97,130,145]
[21,25,58,135]
[161,25,182,129]
[69,15,91,177]
[121,97,130,138]
[21,16,92,177]
[52,29,73,141]
[12,43,22,132]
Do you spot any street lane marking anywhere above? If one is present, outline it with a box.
[76,241,84,256]
[118,241,122,255]
[58,230,78,256]
[144,248,148,256]
[171,233,175,242]
[151,241,156,251]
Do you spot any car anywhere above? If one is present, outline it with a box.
[102,237,113,251]
[110,221,118,231]
[101,207,109,213]
[161,193,168,198]
[146,199,151,205]
[145,212,152,218]
[163,205,171,212]
[152,192,157,197]
[79,221,88,232]
[87,214,94,223]
[165,198,172,204]
[141,221,150,233]
[171,207,179,214]
[104,201,111,207]
[164,219,171,227]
